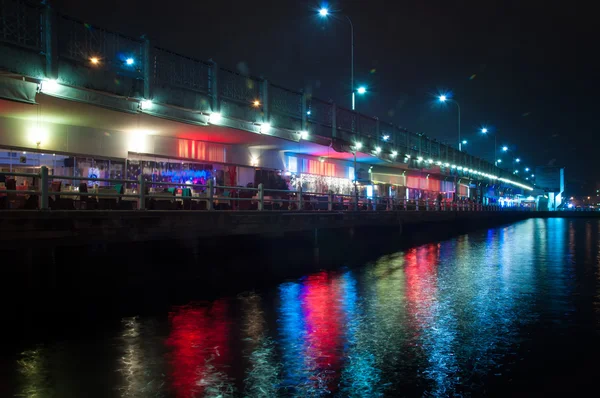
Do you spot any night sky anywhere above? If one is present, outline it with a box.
[51,0,591,193]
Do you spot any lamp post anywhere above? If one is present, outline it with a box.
[319,8,360,110]
[481,127,498,166]
[439,95,462,151]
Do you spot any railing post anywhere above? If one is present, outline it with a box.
[328,193,333,211]
[353,190,358,212]
[258,183,264,211]
[403,198,407,211]
[415,200,419,211]
[138,175,146,210]
[297,186,303,210]
[208,179,214,210]
[425,200,430,211]
[40,166,49,210]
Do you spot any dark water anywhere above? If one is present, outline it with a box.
[2,218,600,397]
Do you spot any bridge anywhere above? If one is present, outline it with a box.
[0,0,533,218]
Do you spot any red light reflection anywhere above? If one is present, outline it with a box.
[301,272,345,393]
[166,300,230,397]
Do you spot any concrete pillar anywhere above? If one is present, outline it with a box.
[43,5,58,79]
[261,79,269,123]
[210,60,219,113]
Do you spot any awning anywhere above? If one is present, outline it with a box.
[0,75,38,104]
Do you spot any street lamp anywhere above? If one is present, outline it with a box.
[439,94,462,151]
[319,8,357,110]
[481,127,498,166]
[502,146,508,151]
[357,86,367,95]
[462,140,467,145]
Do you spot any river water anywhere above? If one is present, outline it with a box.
[2,218,600,397]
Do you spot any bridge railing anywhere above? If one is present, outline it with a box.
[0,0,531,190]
[1,167,535,212]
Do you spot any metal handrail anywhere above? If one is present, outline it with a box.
[0,166,532,212]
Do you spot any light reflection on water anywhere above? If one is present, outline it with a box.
[6,218,600,397]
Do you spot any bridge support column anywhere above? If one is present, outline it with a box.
[210,60,219,112]
[43,6,58,79]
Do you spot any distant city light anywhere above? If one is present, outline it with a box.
[439,95,447,102]
[354,142,363,150]
[382,135,390,141]
[126,58,134,65]
[319,8,329,16]
[253,100,261,107]
[357,86,367,94]
[497,159,502,163]
[531,174,535,178]
[462,140,467,145]
[300,131,309,140]
[417,156,423,162]
[516,158,521,163]
[90,57,100,65]
[525,167,530,172]
[502,146,508,151]
[375,146,382,153]
[306,110,311,115]
[391,150,398,157]
[427,159,433,163]
[481,128,488,133]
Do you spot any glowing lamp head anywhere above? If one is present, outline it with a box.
[357,86,367,95]
[354,142,363,150]
[300,131,309,140]
[253,100,261,107]
[462,140,467,145]
[319,8,329,16]
[497,159,502,163]
[481,128,488,133]
[391,150,398,157]
[140,99,152,110]
[260,123,271,134]
[208,112,222,124]
[306,110,311,115]
[126,58,134,65]
[502,146,508,151]
[382,135,390,141]
[531,174,535,178]
[90,57,100,65]
[516,158,521,163]
[525,167,530,172]
[40,79,59,93]
[375,147,382,154]
[439,95,447,102]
